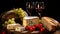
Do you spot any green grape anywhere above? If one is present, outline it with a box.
[20,10,23,12]
[10,21,16,24]
[17,10,21,13]
[19,14,24,17]
[19,8,23,12]
[5,21,8,24]
[11,18,15,21]
[2,24,4,26]
[2,23,7,27]
[8,19,12,22]
[19,8,22,10]
[15,8,18,11]
[21,15,25,17]
[8,19,12,23]
[14,9,18,14]
[18,12,21,15]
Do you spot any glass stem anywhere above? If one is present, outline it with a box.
[27,9,31,16]
[38,13,41,19]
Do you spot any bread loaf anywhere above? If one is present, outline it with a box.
[41,17,59,31]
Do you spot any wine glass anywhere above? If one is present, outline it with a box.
[38,2,45,11]
[26,2,35,16]
[35,2,45,19]
[26,2,45,17]
[26,2,31,16]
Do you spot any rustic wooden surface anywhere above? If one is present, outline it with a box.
[1,28,60,34]
[7,30,52,34]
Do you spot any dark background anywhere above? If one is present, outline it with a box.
[0,0,60,33]
[0,0,60,22]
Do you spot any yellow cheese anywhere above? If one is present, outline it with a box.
[23,16,39,27]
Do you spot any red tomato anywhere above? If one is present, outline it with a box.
[25,26,30,30]
[2,31,5,34]
[34,24,38,28]
[40,27,45,32]
[37,24,43,29]
[33,24,36,27]
[30,27,34,32]
[32,26,36,30]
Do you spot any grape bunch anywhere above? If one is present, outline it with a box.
[13,8,28,21]
[2,8,28,27]
[14,8,26,18]
[2,18,16,27]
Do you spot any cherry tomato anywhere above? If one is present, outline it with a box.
[40,27,45,32]
[2,31,5,34]
[25,26,30,30]
[32,26,36,30]
[37,24,43,29]
[30,27,34,32]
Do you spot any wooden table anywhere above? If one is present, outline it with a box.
[7,30,52,34]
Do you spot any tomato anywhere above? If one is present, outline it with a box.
[32,26,36,30]
[37,24,43,29]
[30,27,34,32]
[25,26,30,30]
[40,27,45,32]
[2,31,5,34]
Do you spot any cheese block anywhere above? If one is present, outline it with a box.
[41,17,59,31]
[15,26,25,32]
[23,16,39,27]
[7,24,21,30]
